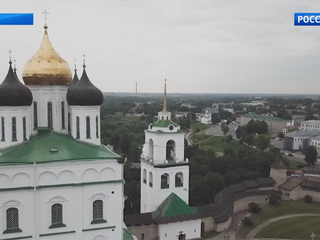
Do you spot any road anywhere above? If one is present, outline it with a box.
[185,130,193,146]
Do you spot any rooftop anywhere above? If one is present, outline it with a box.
[243,113,287,122]
[302,120,320,124]
[285,130,320,138]
[0,131,121,165]
[152,120,179,128]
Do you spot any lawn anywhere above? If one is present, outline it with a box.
[191,122,209,132]
[237,201,320,238]
[287,159,303,170]
[199,136,250,153]
[191,123,210,143]
[256,216,320,239]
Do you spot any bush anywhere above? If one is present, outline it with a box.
[243,217,253,227]
[297,163,306,169]
[304,194,313,203]
[268,193,281,205]
[248,202,262,214]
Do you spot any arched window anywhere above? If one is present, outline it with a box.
[92,200,104,222]
[12,117,17,141]
[5,208,21,233]
[86,116,90,139]
[96,116,99,138]
[50,203,65,228]
[161,173,169,189]
[1,117,5,141]
[61,102,65,129]
[47,102,53,129]
[76,116,80,139]
[23,117,27,141]
[166,140,175,160]
[33,101,38,129]
[149,172,153,187]
[175,172,183,187]
[148,139,154,159]
[143,169,147,184]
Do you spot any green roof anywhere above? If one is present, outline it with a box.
[145,129,184,134]
[244,113,286,122]
[152,193,197,219]
[123,228,135,240]
[152,120,179,128]
[0,132,120,165]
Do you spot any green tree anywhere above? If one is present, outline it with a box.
[221,124,229,135]
[255,135,270,151]
[305,145,317,165]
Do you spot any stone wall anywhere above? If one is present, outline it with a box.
[128,224,158,240]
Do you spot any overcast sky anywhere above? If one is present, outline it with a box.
[0,0,320,94]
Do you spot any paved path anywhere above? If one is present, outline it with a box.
[246,213,320,239]
[185,130,193,146]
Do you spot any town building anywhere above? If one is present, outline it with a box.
[283,130,320,151]
[0,24,130,240]
[240,113,289,134]
[200,110,212,125]
[300,120,320,131]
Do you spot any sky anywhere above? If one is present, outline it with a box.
[0,0,320,94]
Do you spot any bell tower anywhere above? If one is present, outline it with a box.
[140,80,189,213]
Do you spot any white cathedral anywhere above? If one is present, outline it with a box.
[0,24,130,240]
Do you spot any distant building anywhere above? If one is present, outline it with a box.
[240,113,289,134]
[180,103,196,109]
[283,130,320,151]
[300,120,320,131]
[200,111,212,125]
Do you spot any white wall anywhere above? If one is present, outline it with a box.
[70,106,101,145]
[158,219,201,240]
[29,86,68,135]
[0,106,31,148]
[0,160,123,240]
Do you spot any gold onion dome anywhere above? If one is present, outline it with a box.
[22,24,72,86]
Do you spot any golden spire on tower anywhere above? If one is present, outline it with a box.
[163,79,167,112]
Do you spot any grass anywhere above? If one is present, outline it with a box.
[256,216,320,239]
[191,123,210,143]
[237,201,320,238]
[287,159,303,170]
[199,136,250,153]
[191,122,209,132]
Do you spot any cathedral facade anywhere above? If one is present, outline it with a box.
[0,25,127,240]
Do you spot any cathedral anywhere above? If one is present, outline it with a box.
[0,24,132,240]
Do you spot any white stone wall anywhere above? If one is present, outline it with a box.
[69,105,101,145]
[0,160,123,240]
[158,219,201,240]
[28,86,68,135]
[0,106,31,148]
[300,121,320,131]
[140,161,189,213]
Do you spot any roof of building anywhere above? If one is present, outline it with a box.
[67,67,103,106]
[22,24,72,86]
[70,69,79,86]
[144,129,184,134]
[243,113,287,122]
[0,63,33,106]
[285,130,320,138]
[0,131,120,165]
[271,157,287,169]
[301,178,320,191]
[301,120,320,124]
[152,193,197,220]
[152,120,179,128]
[278,177,304,191]
[123,228,135,240]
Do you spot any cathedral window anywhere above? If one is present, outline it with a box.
[76,117,80,139]
[92,200,106,224]
[86,116,90,139]
[161,173,169,189]
[4,208,21,234]
[96,116,99,138]
[149,172,153,187]
[47,102,53,129]
[175,172,183,187]
[33,101,38,129]
[50,204,65,228]
[61,102,65,129]
[166,140,175,161]
[12,117,17,141]
[23,117,27,141]
[143,169,147,184]
[1,117,5,141]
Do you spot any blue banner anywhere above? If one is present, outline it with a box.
[0,13,33,25]
[295,13,320,26]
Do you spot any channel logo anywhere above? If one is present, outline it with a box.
[0,13,33,25]
[295,13,320,26]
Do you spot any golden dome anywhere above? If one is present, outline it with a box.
[22,25,72,86]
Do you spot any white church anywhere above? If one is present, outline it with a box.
[0,24,132,240]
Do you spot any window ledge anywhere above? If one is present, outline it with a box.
[3,228,22,234]
[91,219,107,224]
[49,223,66,229]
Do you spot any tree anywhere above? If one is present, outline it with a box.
[305,145,317,165]
[267,193,281,205]
[304,194,313,203]
[255,135,270,151]
[248,202,262,214]
[244,134,254,146]
[278,132,284,138]
[211,113,221,125]
[221,124,229,135]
